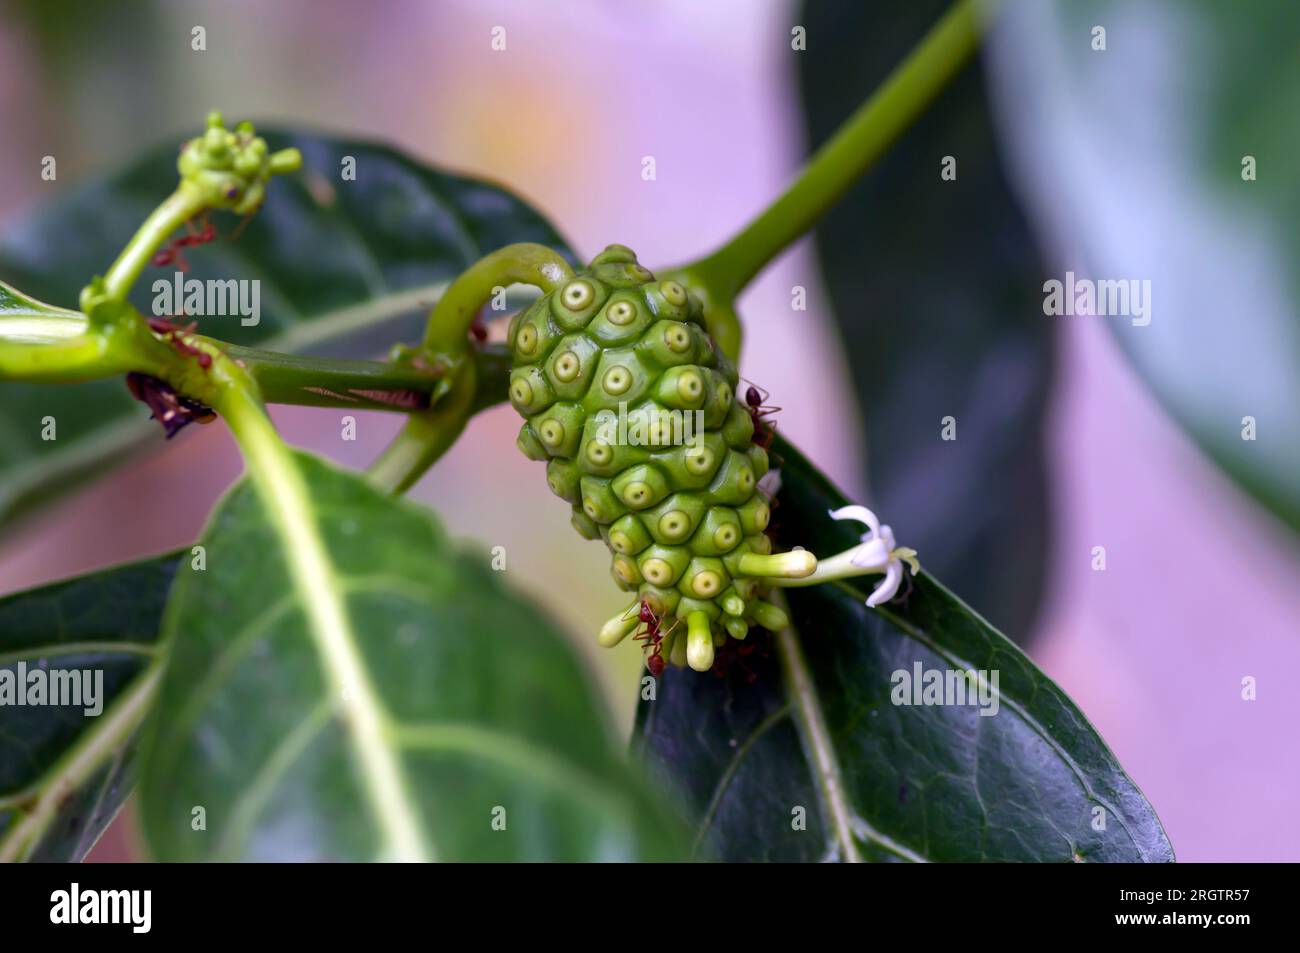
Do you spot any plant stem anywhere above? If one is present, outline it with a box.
[223,344,442,411]
[367,360,477,494]
[367,243,574,492]
[422,243,573,358]
[101,186,206,304]
[677,0,983,307]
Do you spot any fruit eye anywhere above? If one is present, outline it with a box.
[686,448,714,474]
[553,351,580,381]
[587,441,612,465]
[606,300,637,325]
[561,280,595,310]
[603,366,632,394]
[659,511,690,539]
[642,558,673,585]
[539,419,565,446]
[510,379,533,405]
[517,325,538,353]
[665,324,691,352]
[714,524,738,548]
[678,371,703,400]
[660,281,687,306]
[691,570,723,597]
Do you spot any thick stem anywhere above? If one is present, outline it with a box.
[223,344,444,411]
[676,0,983,305]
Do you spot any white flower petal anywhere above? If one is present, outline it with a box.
[828,504,881,538]
[865,560,904,607]
[848,538,891,570]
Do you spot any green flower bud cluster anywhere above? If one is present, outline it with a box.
[178,110,302,216]
[508,245,809,672]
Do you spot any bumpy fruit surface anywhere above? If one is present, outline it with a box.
[507,245,781,667]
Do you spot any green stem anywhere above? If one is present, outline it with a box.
[676,0,983,308]
[422,243,573,358]
[368,361,477,494]
[223,344,443,411]
[367,243,574,492]
[100,186,206,304]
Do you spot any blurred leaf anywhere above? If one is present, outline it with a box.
[799,0,1054,640]
[986,0,1300,530]
[633,436,1172,862]
[0,555,177,862]
[139,452,682,861]
[0,127,573,528]
[0,279,86,344]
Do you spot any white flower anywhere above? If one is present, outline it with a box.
[828,505,919,608]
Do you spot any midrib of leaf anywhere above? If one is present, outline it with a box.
[775,612,928,864]
[774,623,863,863]
[0,640,154,666]
[0,662,160,861]
[222,412,432,862]
[839,578,1156,861]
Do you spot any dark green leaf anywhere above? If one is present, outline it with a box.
[987,0,1300,531]
[800,0,1054,639]
[0,127,573,528]
[140,452,682,861]
[634,436,1173,862]
[0,555,177,861]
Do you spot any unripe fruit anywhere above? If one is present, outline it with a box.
[509,245,812,671]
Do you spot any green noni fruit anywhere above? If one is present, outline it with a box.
[507,245,816,673]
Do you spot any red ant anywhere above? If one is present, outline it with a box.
[633,599,678,677]
[148,316,212,369]
[742,379,780,451]
[151,215,218,272]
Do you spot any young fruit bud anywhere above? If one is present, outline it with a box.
[508,244,815,672]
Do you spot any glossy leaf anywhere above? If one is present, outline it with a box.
[986,0,1300,531]
[633,436,1173,862]
[139,452,681,861]
[0,556,177,861]
[800,0,1054,639]
[0,128,573,528]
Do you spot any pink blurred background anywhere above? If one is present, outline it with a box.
[0,0,1296,861]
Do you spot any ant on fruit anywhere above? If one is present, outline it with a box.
[742,378,780,451]
[633,599,679,677]
[148,316,212,369]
